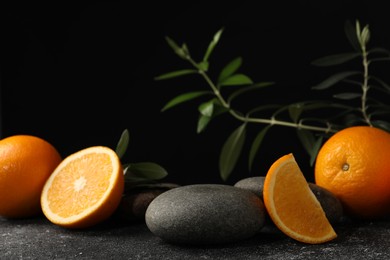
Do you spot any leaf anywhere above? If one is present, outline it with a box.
[333,92,361,100]
[197,114,212,133]
[154,69,198,80]
[372,120,390,133]
[161,91,210,112]
[344,20,361,52]
[309,137,324,166]
[124,162,168,181]
[197,100,228,133]
[197,61,209,71]
[220,74,253,87]
[370,76,390,92]
[198,99,214,116]
[203,28,224,62]
[218,57,242,83]
[368,47,390,56]
[296,129,323,166]
[115,129,130,159]
[311,53,360,67]
[297,129,315,156]
[165,36,187,59]
[228,82,275,103]
[360,25,370,46]
[312,71,360,90]
[219,124,246,181]
[288,103,304,123]
[248,125,271,172]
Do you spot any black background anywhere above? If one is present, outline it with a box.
[2,1,390,185]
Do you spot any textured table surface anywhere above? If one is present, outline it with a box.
[1,216,390,259]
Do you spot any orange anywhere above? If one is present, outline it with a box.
[263,153,337,244]
[315,126,390,219]
[41,146,124,228]
[0,135,62,218]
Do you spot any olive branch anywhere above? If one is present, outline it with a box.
[155,20,390,181]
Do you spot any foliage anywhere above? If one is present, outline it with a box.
[155,20,390,181]
[115,129,168,190]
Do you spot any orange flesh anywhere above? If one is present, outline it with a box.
[272,161,335,239]
[264,153,337,244]
[47,153,112,218]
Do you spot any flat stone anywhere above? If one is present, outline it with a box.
[145,184,266,245]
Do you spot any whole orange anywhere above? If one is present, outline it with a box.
[315,126,390,219]
[0,135,62,218]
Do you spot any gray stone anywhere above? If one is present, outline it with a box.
[145,184,266,245]
[234,176,265,199]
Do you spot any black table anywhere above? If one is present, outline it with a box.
[1,216,390,259]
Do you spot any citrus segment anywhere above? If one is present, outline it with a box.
[315,126,390,219]
[41,146,124,228]
[263,153,337,244]
[0,135,62,218]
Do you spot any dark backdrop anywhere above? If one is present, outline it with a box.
[2,1,390,185]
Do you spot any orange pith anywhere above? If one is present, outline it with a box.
[41,146,124,228]
[263,153,337,244]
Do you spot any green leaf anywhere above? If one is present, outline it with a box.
[124,162,168,181]
[360,25,370,46]
[312,71,360,90]
[197,100,228,133]
[198,99,214,116]
[219,124,246,181]
[344,20,361,52]
[220,74,253,87]
[154,69,198,80]
[203,28,224,62]
[165,36,187,59]
[197,61,209,71]
[372,120,390,133]
[228,82,274,103]
[218,57,242,83]
[311,53,360,67]
[288,103,304,123]
[368,47,390,56]
[296,129,323,166]
[370,76,390,92]
[161,91,210,112]
[248,125,271,172]
[309,136,324,166]
[115,129,130,159]
[197,114,212,133]
[333,92,361,100]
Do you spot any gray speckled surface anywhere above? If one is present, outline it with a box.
[1,216,390,259]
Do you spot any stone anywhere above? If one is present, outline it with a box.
[114,183,180,222]
[234,176,265,199]
[145,184,266,245]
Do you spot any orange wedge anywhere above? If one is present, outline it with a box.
[263,153,337,244]
[41,146,124,228]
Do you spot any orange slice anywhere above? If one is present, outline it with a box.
[263,153,337,244]
[41,146,124,228]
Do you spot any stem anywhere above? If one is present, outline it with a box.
[361,45,373,126]
[187,57,336,133]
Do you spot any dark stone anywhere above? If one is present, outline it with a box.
[114,183,180,222]
[234,176,265,199]
[145,184,266,245]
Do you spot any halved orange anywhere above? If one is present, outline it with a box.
[263,153,337,244]
[41,146,124,228]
